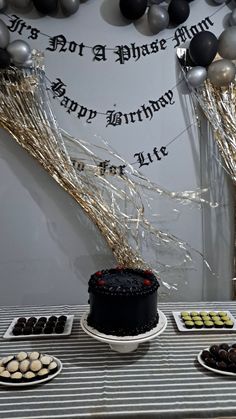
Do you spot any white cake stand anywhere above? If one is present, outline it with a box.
[80,310,167,353]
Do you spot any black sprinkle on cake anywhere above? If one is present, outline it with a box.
[87,268,160,336]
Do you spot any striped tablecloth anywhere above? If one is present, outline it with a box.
[1,303,236,419]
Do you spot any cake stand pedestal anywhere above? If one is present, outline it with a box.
[80,310,167,353]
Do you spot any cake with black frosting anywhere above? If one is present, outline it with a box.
[87,268,160,336]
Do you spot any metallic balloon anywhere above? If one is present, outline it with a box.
[0,19,10,49]
[10,0,31,8]
[186,66,207,88]
[7,40,31,65]
[229,9,236,26]
[60,0,80,16]
[218,27,236,60]
[148,4,169,34]
[208,59,236,87]
[0,0,7,12]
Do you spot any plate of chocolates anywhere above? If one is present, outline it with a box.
[3,315,74,340]
[198,343,236,376]
[173,310,236,332]
[0,351,62,386]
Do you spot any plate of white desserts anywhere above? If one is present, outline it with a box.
[0,351,62,386]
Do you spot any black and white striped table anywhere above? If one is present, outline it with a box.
[1,302,236,419]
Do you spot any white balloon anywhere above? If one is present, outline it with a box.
[7,40,31,65]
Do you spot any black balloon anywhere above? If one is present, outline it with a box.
[119,0,148,20]
[168,0,190,25]
[189,31,218,67]
[32,0,58,14]
[0,48,10,68]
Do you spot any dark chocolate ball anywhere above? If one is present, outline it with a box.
[38,317,47,322]
[58,315,67,322]
[12,327,23,336]
[33,327,43,335]
[24,327,33,335]
[55,325,65,334]
[32,0,58,15]
[119,0,147,20]
[168,0,190,25]
[44,327,54,334]
[201,350,211,361]
[205,357,217,368]
[219,343,229,351]
[218,350,229,362]
[217,361,228,370]
[48,316,57,322]
[209,345,219,357]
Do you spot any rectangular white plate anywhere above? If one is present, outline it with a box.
[3,315,74,340]
[173,310,236,332]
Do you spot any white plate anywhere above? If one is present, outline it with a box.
[197,349,236,377]
[81,310,167,352]
[3,315,74,340]
[173,310,236,332]
[0,356,63,387]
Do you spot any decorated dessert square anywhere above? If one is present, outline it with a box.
[3,315,74,339]
[198,343,236,376]
[0,351,62,386]
[173,310,236,332]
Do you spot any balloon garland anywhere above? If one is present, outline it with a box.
[0,0,80,17]
[119,0,225,35]
[184,26,236,87]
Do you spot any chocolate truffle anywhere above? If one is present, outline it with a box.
[12,327,23,336]
[58,315,67,322]
[29,352,40,361]
[6,360,19,373]
[23,371,36,381]
[16,352,28,362]
[11,371,23,382]
[204,321,214,328]
[194,321,203,328]
[30,360,42,372]
[0,370,11,381]
[48,361,58,374]
[192,316,202,321]
[55,325,64,334]
[40,355,53,366]
[180,311,189,317]
[190,312,199,317]
[19,359,30,373]
[224,321,234,328]
[37,368,49,378]
[184,320,194,328]
[214,321,224,328]
[209,345,219,356]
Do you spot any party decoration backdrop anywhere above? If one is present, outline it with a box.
[0,0,233,304]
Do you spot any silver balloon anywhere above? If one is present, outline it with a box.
[10,0,31,8]
[229,9,236,26]
[0,0,7,12]
[186,66,207,88]
[0,19,10,49]
[218,27,236,60]
[208,59,236,87]
[148,4,169,34]
[60,0,80,16]
[7,40,31,65]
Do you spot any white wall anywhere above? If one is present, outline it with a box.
[0,0,233,305]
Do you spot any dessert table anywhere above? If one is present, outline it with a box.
[1,302,236,419]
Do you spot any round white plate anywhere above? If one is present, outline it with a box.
[0,356,63,387]
[198,349,236,377]
[81,310,167,352]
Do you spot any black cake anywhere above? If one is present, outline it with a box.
[87,268,160,336]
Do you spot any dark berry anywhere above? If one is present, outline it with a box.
[209,345,219,357]
[218,350,229,362]
[219,343,230,351]
[201,350,211,361]
[217,361,228,370]
[143,279,151,286]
